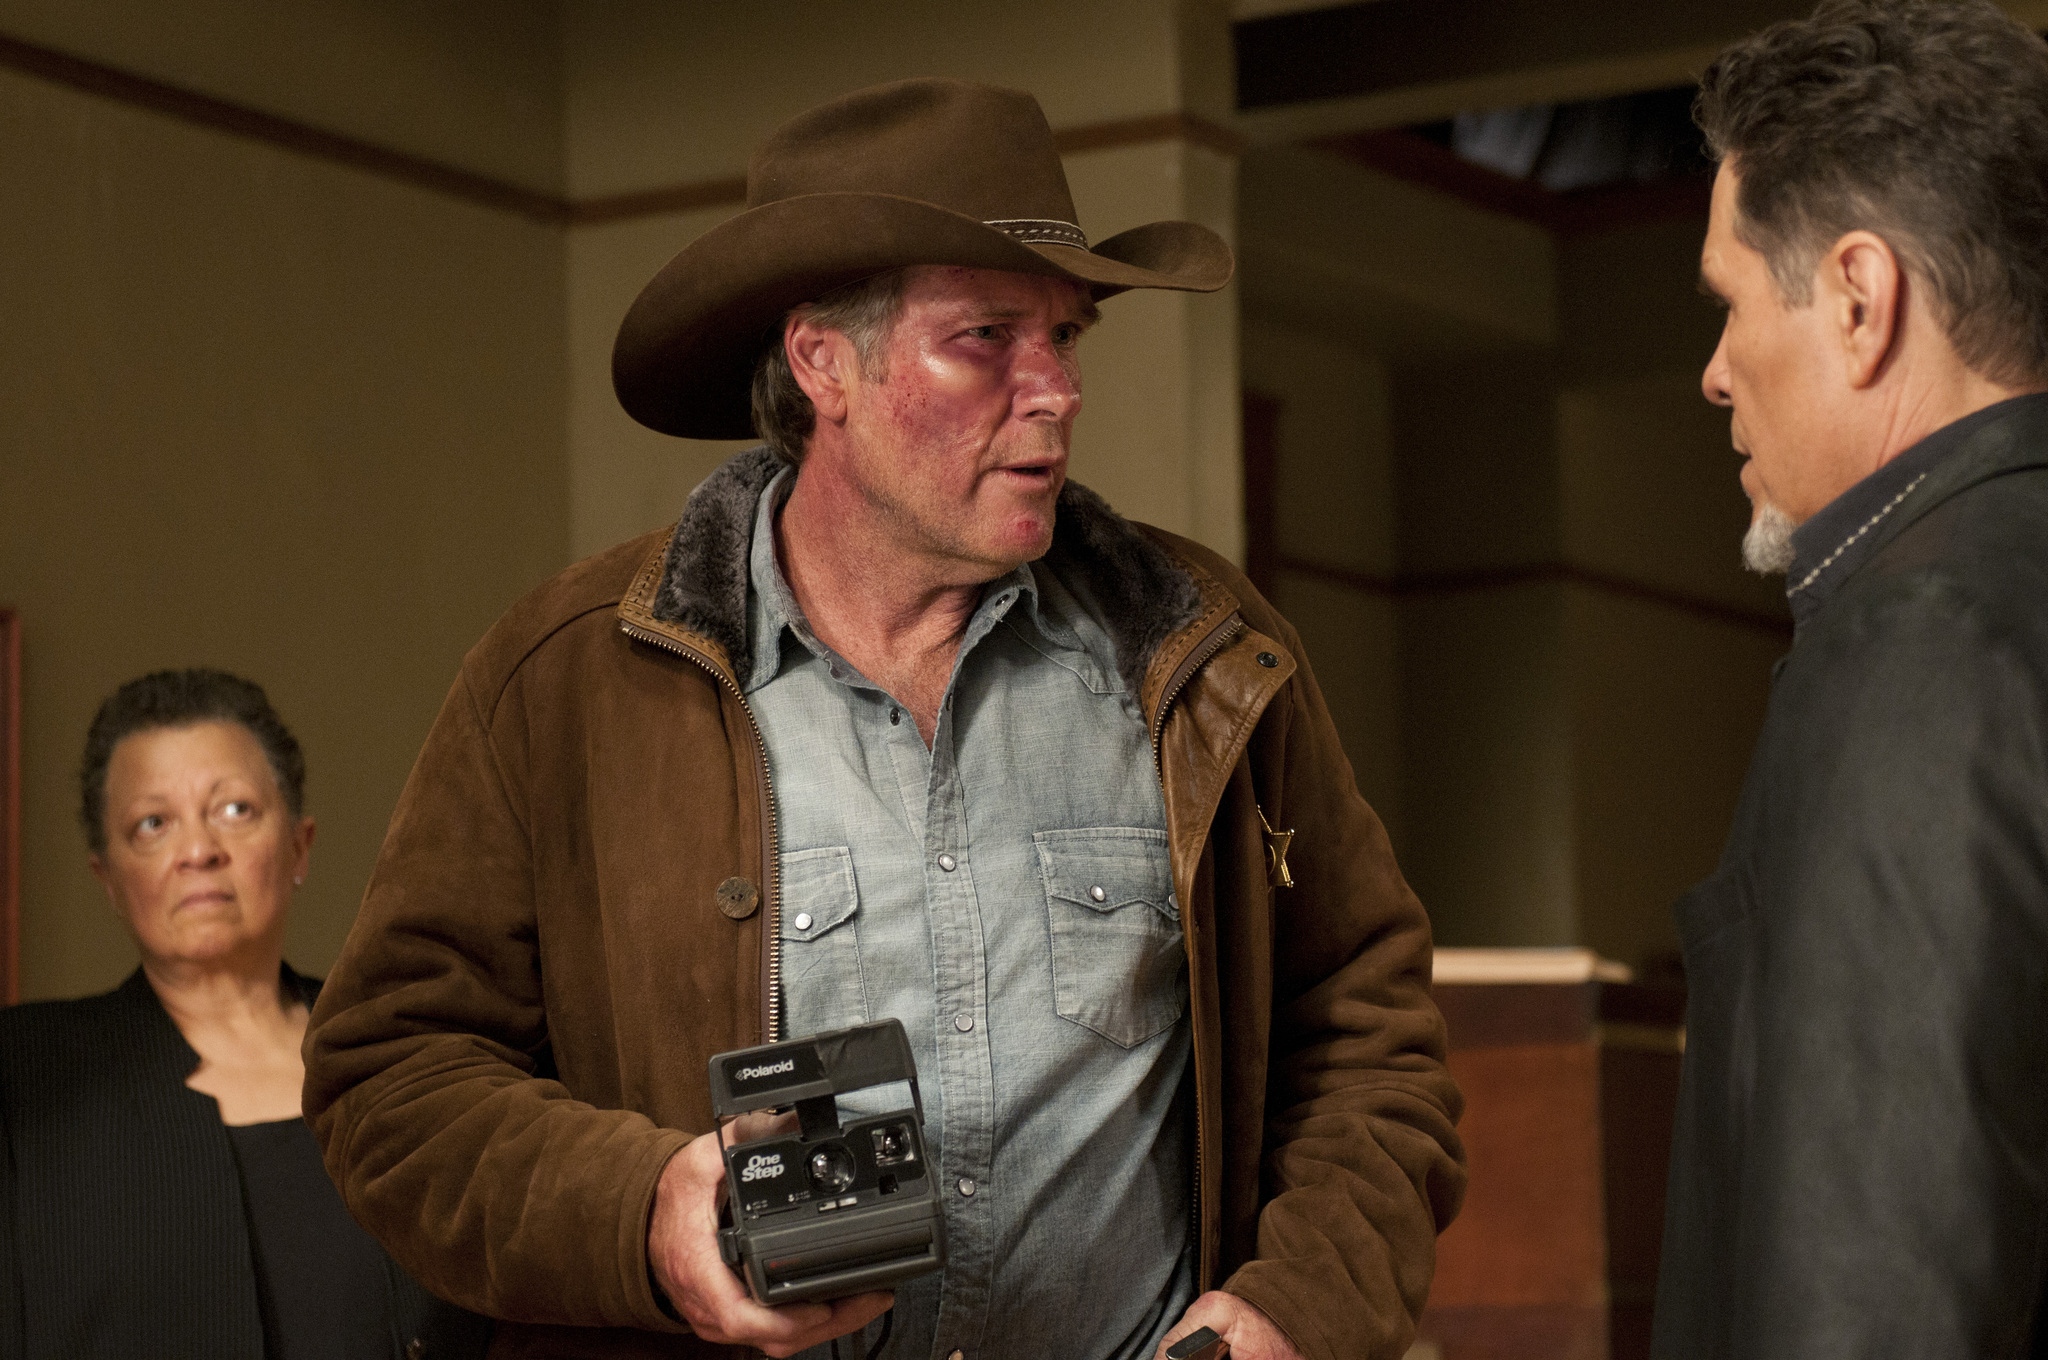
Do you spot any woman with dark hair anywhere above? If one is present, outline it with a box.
[0,669,487,1360]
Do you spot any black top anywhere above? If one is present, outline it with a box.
[229,1118,398,1360]
[1654,396,2048,1357]
[0,968,489,1360]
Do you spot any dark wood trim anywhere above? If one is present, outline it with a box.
[1315,128,1712,236]
[1234,0,1810,112]
[0,31,570,223]
[569,114,1248,223]
[568,177,751,226]
[0,30,1242,229]
[0,608,18,1006]
[1053,110,1246,159]
[1274,553,1793,639]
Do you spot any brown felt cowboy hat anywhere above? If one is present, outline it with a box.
[612,77,1234,440]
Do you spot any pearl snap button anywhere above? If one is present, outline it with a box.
[793,912,813,931]
[954,1014,973,1032]
[1089,885,1107,902]
[937,853,958,872]
[958,1177,976,1197]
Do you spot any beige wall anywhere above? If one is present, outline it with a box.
[560,0,1231,197]
[0,57,567,1001]
[1552,222,1786,966]
[1239,146,1556,355]
[1241,147,1784,967]
[1241,320,1402,828]
[565,204,753,558]
[0,0,564,191]
[1565,587,1779,967]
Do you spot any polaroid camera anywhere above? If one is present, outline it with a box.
[709,1019,946,1305]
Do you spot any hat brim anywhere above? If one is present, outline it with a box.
[612,192,1234,440]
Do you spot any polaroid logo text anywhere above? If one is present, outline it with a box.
[736,1059,797,1082]
[740,1153,785,1182]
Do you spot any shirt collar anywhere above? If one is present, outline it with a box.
[1783,395,2039,627]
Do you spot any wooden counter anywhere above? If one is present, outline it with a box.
[1414,950,1684,1360]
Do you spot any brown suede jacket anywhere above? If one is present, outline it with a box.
[305,448,1465,1360]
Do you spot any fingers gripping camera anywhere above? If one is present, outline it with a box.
[709,1020,948,1304]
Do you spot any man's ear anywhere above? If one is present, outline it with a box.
[785,315,856,424]
[1827,230,1904,389]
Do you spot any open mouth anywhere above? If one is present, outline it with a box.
[996,459,1063,484]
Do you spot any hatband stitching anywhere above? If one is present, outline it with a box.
[983,218,1089,249]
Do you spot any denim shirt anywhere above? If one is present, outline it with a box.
[743,470,1195,1360]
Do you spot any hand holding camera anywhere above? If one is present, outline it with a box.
[647,1110,893,1357]
[648,1021,944,1357]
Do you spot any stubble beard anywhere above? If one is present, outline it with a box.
[1742,500,1797,575]
[854,455,1061,583]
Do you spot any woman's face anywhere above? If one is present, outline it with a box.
[91,721,314,970]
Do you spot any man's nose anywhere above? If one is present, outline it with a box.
[1702,331,1734,408]
[1015,339,1081,420]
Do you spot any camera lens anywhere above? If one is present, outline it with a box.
[808,1144,856,1195]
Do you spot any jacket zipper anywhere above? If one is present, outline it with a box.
[1151,616,1245,759]
[619,621,785,1043]
[1149,610,1244,1290]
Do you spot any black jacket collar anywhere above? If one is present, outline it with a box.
[1787,393,2048,631]
[115,964,322,1079]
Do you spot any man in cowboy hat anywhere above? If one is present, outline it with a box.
[306,79,1463,1360]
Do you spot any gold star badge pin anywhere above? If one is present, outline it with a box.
[1258,806,1295,889]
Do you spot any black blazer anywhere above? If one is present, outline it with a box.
[0,967,489,1360]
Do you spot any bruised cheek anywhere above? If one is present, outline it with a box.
[890,359,1006,456]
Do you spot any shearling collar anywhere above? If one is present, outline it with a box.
[648,445,1205,696]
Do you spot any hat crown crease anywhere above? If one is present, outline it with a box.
[747,77,1081,230]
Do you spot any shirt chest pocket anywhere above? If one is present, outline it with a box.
[1035,827,1186,1049]
[779,845,869,1038]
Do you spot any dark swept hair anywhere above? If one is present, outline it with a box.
[749,268,910,465]
[79,668,306,854]
[1695,0,2048,387]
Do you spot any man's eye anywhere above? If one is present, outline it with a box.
[1053,324,1082,345]
[966,325,1000,340]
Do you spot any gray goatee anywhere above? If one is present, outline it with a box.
[1742,501,1797,575]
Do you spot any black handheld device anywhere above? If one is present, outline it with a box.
[1166,1327,1230,1360]
[709,1019,946,1305]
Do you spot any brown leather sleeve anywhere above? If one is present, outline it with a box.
[1221,609,1467,1360]
[302,667,690,1331]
